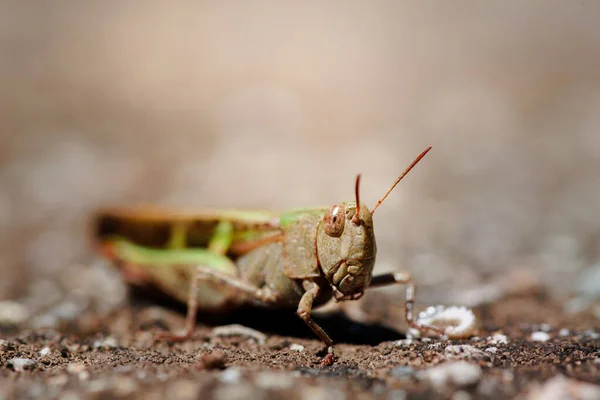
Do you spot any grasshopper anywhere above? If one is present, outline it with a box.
[94,147,441,364]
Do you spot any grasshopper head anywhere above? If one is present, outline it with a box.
[316,147,432,301]
[316,200,376,299]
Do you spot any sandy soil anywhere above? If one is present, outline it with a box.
[1,290,599,400]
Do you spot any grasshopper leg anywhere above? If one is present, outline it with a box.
[154,264,200,342]
[155,220,238,342]
[369,272,444,337]
[194,265,279,304]
[155,262,278,342]
[298,281,335,365]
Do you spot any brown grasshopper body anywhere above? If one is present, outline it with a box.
[95,147,440,363]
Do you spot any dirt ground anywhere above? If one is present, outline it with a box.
[1,289,600,400]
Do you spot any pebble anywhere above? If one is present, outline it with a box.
[219,367,243,384]
[452,390,472,400]
[47,374,69,386]
[488,334,508,344]
[254,371,295,390]
[196,351,227,370]
[0,301,30,325]
[88,378,110,393]
[112,377,139,396]
[393,339,414,347]
[389,366,415,379]
[300,386,345,400]
[213,383,260,400]
[166,379,196,400]
[575,263,600,298]
[388,389,407,400]
[417,361,482,389]
[527,374,600,400]
[584,329,600,339]
[8,358,37,372]
[93,336,118,349]
[67,363,87,374]
[444,345,487,360]
[39,347,51,357]
[289,343,305,352]
[558,328,570,337]
[67,363,90,380]
[484,347,498,353]
[531,332,550,342]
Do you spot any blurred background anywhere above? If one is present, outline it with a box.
[1,1,600,328]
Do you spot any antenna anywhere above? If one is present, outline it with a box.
[371,146,432,215]
[352,174,361,224]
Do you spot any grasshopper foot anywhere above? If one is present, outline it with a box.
[409,322,444,338]
[320,346,335,366]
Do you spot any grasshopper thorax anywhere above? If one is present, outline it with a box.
[316,201,376,300]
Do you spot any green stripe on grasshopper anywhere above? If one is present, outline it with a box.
[106,238,236,274]
[279,207,328,229]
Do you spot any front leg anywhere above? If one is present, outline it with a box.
[297,280,335,365]
[369,271,443,336]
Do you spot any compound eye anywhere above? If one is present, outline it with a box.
[323,204,345,237]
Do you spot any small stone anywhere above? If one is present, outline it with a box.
[300,386,345,400]
[393,338,414,347]
[254,371,295,390]
[575,263,600,298]
[444,345,487,360]
[113,377,139,396]
[0,301,30,325]
[67,363,87,374]
[93,336,118,349]
[8,358,37,372]
[484,347,498,353]
[584,329,600,339]
[488,334,508,344]
[88,378,110,393]
[289,343,305,352]
[213,383,261,400]
[388,389,407,400]
[219,367,243,384]
[531,331,550,342]
[452,390,472,400]
[78,371,90,381]
[417,361,482,389]
[389,366,415,379]
[559,328,570,337]
[59,391,81,400]
[528,374,600,400]
[39,347,51,357]
[167,380,198,400]
[196,351,227,370]
[48,374,69,386]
